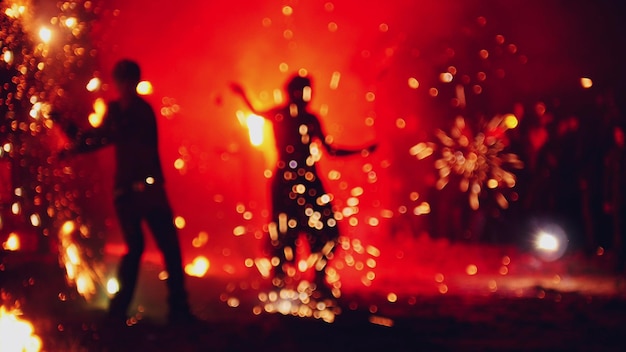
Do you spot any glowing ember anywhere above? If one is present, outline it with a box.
[88,98,107,128]
[136,80,153,95]
[86,77,101,92]
[38,27,51,43]
[257,281,340,323]
[2,232,20,251]
[184,256,210,277]
[0,306,42,352]
[106,278,120,295]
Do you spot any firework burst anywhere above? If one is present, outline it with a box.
[412,114,523,210]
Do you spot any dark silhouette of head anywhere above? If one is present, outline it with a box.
[286,74,312,106]
[112,59,141,96]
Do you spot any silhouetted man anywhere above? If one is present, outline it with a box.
[231,74,376,297]
[58,59,196,325]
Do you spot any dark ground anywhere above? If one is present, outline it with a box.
[3,251,626,352]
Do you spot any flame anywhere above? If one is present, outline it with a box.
[244,114,265,146]
[0,306,42,352]
[236,111,277,167]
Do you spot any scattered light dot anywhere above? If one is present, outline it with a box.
[65,17,77,28]
[466,264,478,275]
[439,72,453,83]
[174,158,185,170]
[233,225,246,236]
[86,77,101,92]
[107,278,119,294]
[329,71,341,89]
[2,232,20,251]
[30,214,41,227]
[504,114,518,129]
[3,50,13,64]
[158,271,169,280]
[88,98,107,127]
[184,256,210,277]
[136,81,153,95]
[282,6,293,16]
[580,77,593,89]
[174,216,186,229]
[434,273,444,283]
[39,27,52,43]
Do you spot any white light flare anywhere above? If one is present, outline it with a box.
[533,223,568,261]
[246,114,265,146]
[38,27,52,43]
[106,278,119,295]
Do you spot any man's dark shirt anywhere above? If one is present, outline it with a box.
[75,95,165,192]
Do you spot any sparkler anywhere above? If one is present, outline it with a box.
[57,220,107,300]
[1,0,105,301]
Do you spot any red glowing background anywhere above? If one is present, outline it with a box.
[57,0,625,268]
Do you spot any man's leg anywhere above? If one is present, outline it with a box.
[144,189,192,322]
[109,195,145,320]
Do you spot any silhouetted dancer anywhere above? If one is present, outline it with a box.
[56,59,197,325]
[231,74,376,297]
